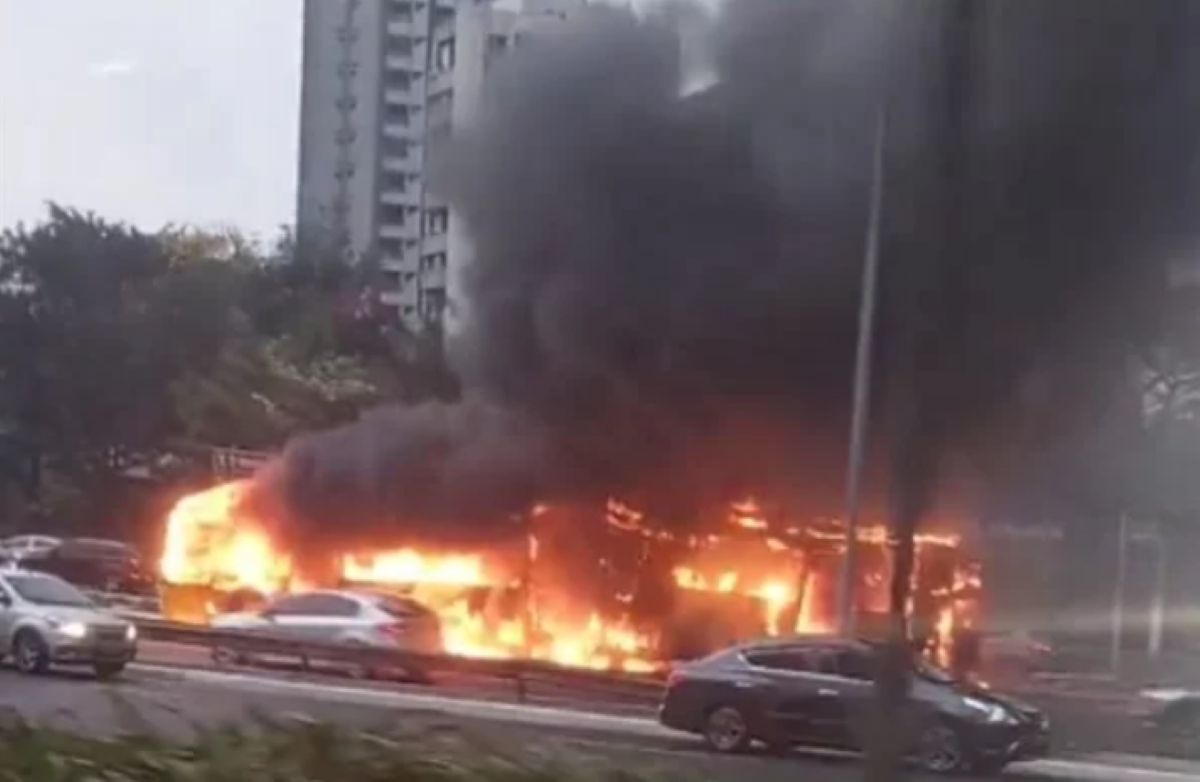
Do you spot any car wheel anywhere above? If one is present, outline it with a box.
[338,637,376,680]
[12,629,50,675]
[702,705,753,754]
[916,723,968,774]
[94,661,126,681]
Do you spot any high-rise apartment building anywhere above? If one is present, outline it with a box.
[295,0,586,329]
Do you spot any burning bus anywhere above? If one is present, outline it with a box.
[157,480,981,672]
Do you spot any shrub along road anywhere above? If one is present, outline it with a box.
[0,665,1195,782]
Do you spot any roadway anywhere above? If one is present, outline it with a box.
[1,655,1197,782]
[129,641,1162,753]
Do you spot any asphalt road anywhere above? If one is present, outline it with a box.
[131,640,1165,755]
[1,662,1197,782]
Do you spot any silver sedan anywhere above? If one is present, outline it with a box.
[0,568,138,679]
[209,588,444,681]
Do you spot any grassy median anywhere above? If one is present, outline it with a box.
[0,714,691,781]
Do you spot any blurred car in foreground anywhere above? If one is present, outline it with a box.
[1134,687,1200,750]
[658,636,1050,776]
[209,588,444,681]
[0,567,138,679]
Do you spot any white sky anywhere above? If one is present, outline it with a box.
[0,0,303,238]
[0,0,717,237]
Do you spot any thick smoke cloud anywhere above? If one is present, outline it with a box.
[261,0,1200,544]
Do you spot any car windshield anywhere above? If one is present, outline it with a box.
[5,574,95,607]
[369,593,434,620]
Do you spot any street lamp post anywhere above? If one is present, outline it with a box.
[836,103,890,636]
[1110,513,1129,675]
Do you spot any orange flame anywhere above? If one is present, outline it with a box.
[159,482,656,671]
[160,482,978,673]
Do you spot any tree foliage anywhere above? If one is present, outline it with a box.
[0,205,453,523]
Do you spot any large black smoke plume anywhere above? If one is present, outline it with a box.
[260,0,1200,548]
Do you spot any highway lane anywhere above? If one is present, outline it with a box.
[2,664,1196,782]
[131,640,1160,754]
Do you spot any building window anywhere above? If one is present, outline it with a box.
[382,172,410,192]
[386,72,413,92]
[422,288,447,319]
[380,205,407,226]
[384,103,412,124]
[425,208,449,236]
[435,39,456,72]
[384,139,414,159]
[390,37,414,58]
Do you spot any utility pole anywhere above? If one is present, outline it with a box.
[864,3,980,781]
[836,103,889,636]
[1110,513,1129,674]
[1147,528,1166,658]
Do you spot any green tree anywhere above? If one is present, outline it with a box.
[0,207,182,499]
[0,207,460,525]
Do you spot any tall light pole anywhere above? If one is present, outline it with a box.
[836,102,889,635]
[1110,512,1129,674]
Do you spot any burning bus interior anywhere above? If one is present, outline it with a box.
[158,480,982,673]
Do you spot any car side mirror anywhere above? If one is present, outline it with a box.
[0,594,11,608]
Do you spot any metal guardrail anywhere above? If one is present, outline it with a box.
[85,590,162,614]
[132,618,665,706]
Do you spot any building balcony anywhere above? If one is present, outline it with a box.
[381,189,421,208]
[386,19,422,37]
[384,87,420,105]
[382,121,423,141]
[381,155,423,175]
[385,52,421,72]
[379,223,419,242]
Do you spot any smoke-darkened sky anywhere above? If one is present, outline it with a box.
[261,0,1200,545]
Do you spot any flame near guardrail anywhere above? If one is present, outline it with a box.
[131,617,665,706]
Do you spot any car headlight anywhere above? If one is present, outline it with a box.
[962,696,1014,724]
[55,621,88,639]
[125,624,138,641]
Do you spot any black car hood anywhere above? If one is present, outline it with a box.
[956,681,1043,721]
